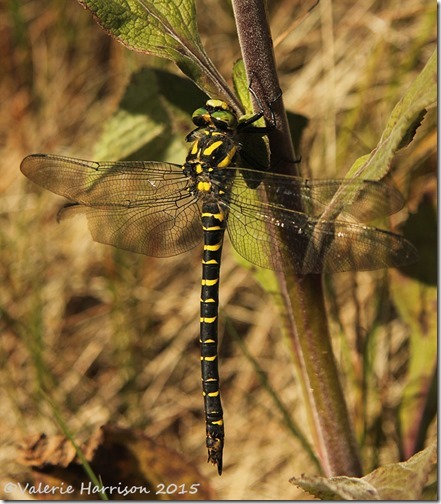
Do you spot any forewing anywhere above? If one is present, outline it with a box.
[21,154,202,256]
[233,167,405,221]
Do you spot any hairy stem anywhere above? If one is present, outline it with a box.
[232,0,362,476]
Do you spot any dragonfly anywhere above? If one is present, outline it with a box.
[20,99,417,475]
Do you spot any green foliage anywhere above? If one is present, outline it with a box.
[77,0,240,108]
[291,442,436,500]
[347,49,436,182]
[92,68,207,163]
[320,49,436,223]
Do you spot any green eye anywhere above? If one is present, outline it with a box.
[211,110,237,130]
[192,104,238,130]
[192,107,210,127]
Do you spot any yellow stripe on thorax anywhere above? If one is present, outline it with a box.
[203,140,223,156]
[217,145,237,168]
[190,140,199,155]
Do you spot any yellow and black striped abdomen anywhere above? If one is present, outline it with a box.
[182,124,237,475]
[200,200,226,475]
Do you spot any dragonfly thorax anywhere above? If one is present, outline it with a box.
[183,129,237,199]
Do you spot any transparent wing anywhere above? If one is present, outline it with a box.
[231,166,405,221]
[220,173,417,274]
[21,154,202,256]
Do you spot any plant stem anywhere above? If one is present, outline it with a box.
[231,0,363,476]
[232,0,297,174]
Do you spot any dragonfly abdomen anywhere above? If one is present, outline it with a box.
[200,200,226,475]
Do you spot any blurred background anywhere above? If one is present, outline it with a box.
[0,0,436,499]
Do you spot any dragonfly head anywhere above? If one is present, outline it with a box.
[192,99,238,132]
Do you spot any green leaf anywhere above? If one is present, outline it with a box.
[391,275,437,452]
[232,59,252,113]
[290,442,437,500]
[290,474,380,500]
[92,68,206,163]
[347,48,436,182]
[319,49,436,222]
[363,442,437,500]
[92,69,170,162]
[77,0,240,108]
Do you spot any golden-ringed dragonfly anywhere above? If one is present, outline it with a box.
[20,98,417,475]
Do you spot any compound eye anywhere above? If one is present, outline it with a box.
[211,110,238,130]
[192,107,210,127]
